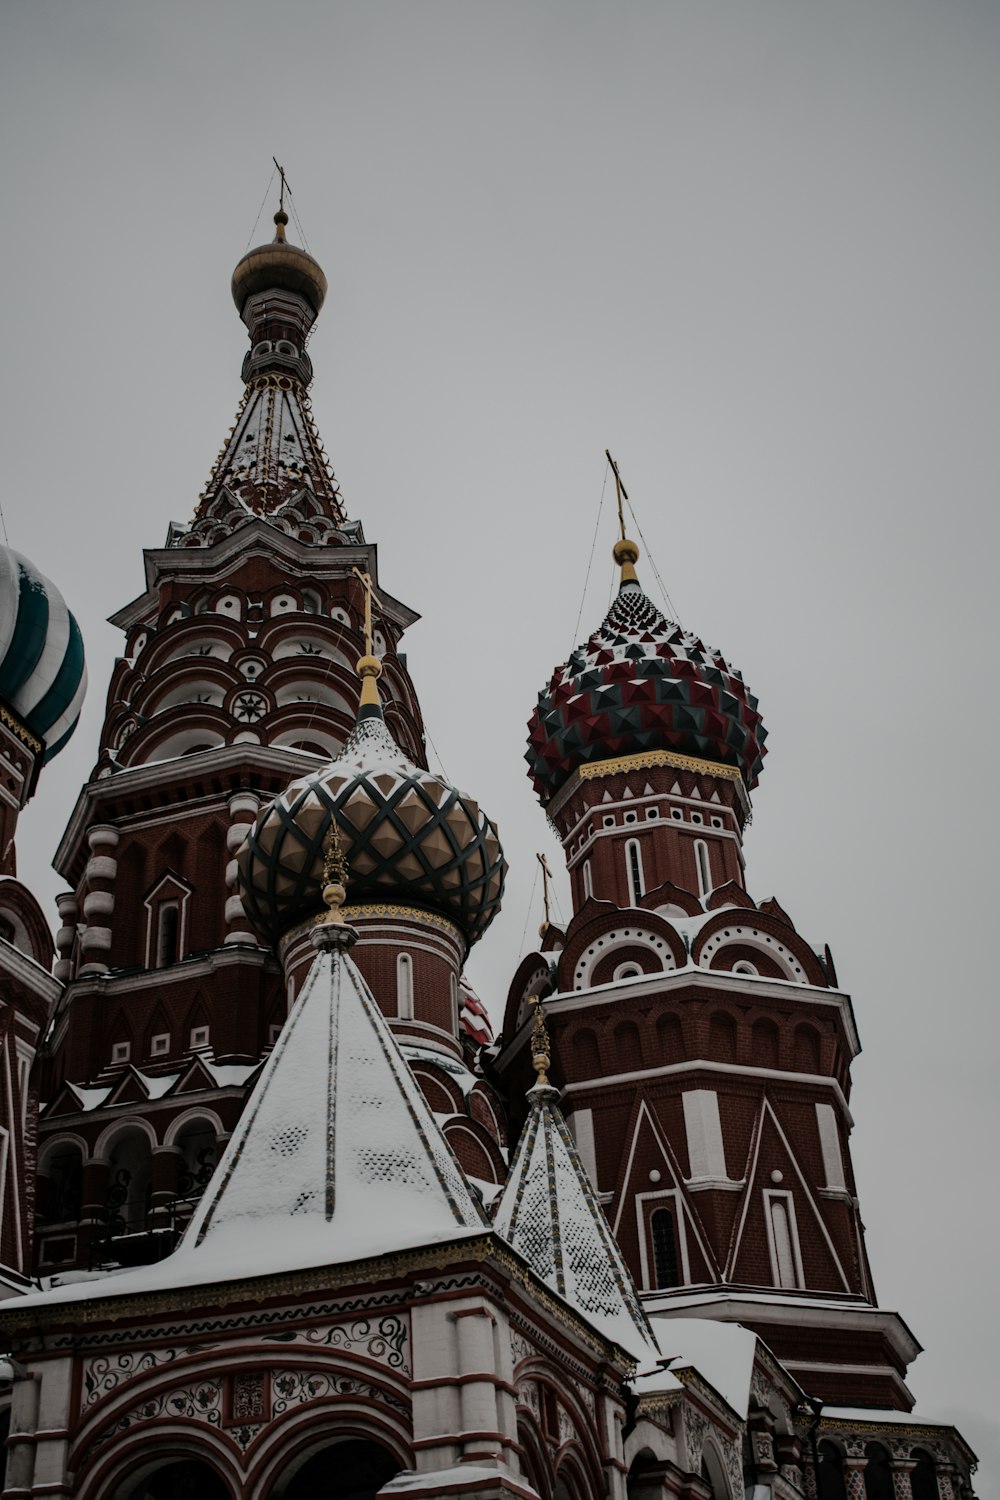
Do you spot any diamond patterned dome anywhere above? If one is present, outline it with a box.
[526,578,766,803]
[238,709,506,947]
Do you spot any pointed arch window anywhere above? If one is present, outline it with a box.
[582,859,593,900]
[396,953,414,1020]
[625,839,645,905]
[143,873,193,971]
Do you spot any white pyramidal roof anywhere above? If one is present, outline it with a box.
[494,1082,656,1359]
[14,927,487,1311]
[184,926,488,1267]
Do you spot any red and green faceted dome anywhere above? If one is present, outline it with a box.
[526,581,767,803]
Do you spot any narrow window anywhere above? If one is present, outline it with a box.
[766,1191,803,1288]
[651,1207,680,1288]
[582,859,593,899]
[694,839,711,896]
[156,902,179,967]
[449,971,459,1034]
[626,839,644,905]
[397,953,414,1020]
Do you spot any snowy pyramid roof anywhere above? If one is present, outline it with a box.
[183,924,488,1272]
[494,1081,656,1359]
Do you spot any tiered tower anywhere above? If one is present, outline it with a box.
[33,213,505,1277]
[499,516,916,1410]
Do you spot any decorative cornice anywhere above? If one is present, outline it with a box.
[548,747,750,822]
[0,704,42,755]
[342,904,464,944]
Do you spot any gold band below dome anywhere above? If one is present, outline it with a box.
[341,903,464,942]
[547,746,749,821]
[0,705,42,755]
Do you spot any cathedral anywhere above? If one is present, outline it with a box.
[0,206,978,1500]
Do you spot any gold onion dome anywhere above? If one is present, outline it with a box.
[231,210,328,317]
[236,694,506,951]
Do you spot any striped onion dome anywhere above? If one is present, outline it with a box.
[0,548,87,762]
[237,702,506,949]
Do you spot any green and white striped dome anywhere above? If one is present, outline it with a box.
[0,548,87,762]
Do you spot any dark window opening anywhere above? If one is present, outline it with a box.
[651,1207,680,1288]
[157,903,179,967]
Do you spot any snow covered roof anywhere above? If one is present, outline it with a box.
[648,1314,759,1417]
[12,926,488,1313]
[184,926,489,1264]
[494,1081,656,1359]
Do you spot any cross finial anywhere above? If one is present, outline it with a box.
[316,819,348,926]
[529,996,551,1089]
[273,157,291,215]
[606,449,640,584]
[351,567,384,709]
[536,851,555,937]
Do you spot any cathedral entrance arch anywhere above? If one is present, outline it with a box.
[273,1437,400,1500]
[117,1456,232,1500]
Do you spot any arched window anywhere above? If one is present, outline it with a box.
[614,1020,642,1071]
[817,1441,848,1500]
[709,1011,737,1063]
[573,1028,601,1075]
[656,1012,685,1062]
[39,1145,82,1225]
[625,839,645,904]
[651,1207,680,1288]
[794,1023,821,1073]
[156,903,179,967]
[694,839,712,896]
[910,1450,937,1500]
[282,1439,400,1500]
[752,1017,780,1069]
[863,1444,894,1500]
[106,1130,153,1239]
[449,971,459,1034]
[582,859,593,899]
[396,953,414,1020]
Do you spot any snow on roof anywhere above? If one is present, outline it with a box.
[648,1314,759,1417]
[67,1083,112,1111]
[494,1082,656,1360]
[133,1069,181,1100]
[12,930,489,1313]
[823,1408,965,1430]
[200,1060,259,1089]
[184,931,489,1263]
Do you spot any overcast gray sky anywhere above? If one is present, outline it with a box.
[2,0,998,1483]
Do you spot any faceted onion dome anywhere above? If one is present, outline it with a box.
[237,707,506,949]
[231,210,328,317]
[527,552,766,803]
[0,547,87,762]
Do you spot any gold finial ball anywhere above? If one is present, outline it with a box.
[538,920,549,939]
[357,654,383,680]
[613,537,640,567]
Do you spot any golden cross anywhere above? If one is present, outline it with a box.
[536,851,554,934]
[273,157,290,214]
[351,567,382,658]
[606,449,629,543]
[529,996,551,1088]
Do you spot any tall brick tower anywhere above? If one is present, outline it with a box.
[33,209,504,1278]
[498,503,918,1410]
